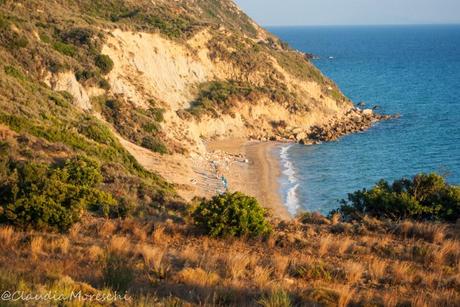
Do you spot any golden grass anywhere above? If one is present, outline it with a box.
[397,221,446,243]
[108,236,130,254]
[253,266,273,289]
[88,245,104,262]
[318,234,333,257]
[225,251,252,280]
[382,291,399,307]
[69,223,81,239]
[30,236,44,259]
[152,225,166,245]
[344,260,364,284]
[369,258,387,283]
[335,285,355,307]
[49,237,70,255]
[272,253,289,279]
[177,267,220,287]
[0,226,16,247]
[391,261,413,284]
[98,220,116,238]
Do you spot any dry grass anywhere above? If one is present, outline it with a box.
[177,267,220,287]
[69,223,81,239]
[253,266,273,289]
[108,236,130,254]
[396,221,446,243]
[382,291,399,307]
[0,226,16,247]
[49,237,70,255]
[88,245,104,262]
[318,234,333,257]
[225,251,252,280]
[369,258,387,283]
[434,240,460,265]
[30,236,44,259]
[1,215,459,305]
[391,261,413,284]
[152,225,166,245]
[98,220,116,238]
[335,285,355,307]
[272,253,289,279]
[333,236,354,255]
[344,260,364,284]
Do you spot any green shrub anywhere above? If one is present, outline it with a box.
[53,41,77,57]
[333,173,460,222]
[0,156,116,232]
[188,81,254,117]
[193,192,271,237]
[4,65,25,80]
[95,54,114,74]
[141,136,167,154]
[61,27,93,46]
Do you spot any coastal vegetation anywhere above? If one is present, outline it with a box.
[193,192,272,237]
[334,173,460,222]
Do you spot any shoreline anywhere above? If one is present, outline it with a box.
[206,139,291,220]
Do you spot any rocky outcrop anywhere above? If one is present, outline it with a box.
[304,109,398,143]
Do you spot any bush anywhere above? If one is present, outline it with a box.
[333,173,460,222]
[141,136,167,154]
[193,192,271,237]
[53,41,77,57]
[0,156,116,232]
[95,54,114,74]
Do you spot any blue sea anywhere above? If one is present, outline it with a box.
[269,25,460,215]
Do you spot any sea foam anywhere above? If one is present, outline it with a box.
[279,145,300,215]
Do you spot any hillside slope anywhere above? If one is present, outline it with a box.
[0,0,375,201]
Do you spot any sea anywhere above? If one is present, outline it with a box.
[268,25,460,216]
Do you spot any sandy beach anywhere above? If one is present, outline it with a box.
[206,139,291,220]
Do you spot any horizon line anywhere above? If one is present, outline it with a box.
[263,22,460,28]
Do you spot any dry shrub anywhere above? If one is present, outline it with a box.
[335,285,355,307]
[253,266,273,289]
[180,244,201,266]
[331,213,341,225]
[30,236,44,259]
[318,234,333,257]
[69,223,81,239]
[396,221,446,243]
[391,261,413,284]
[98,220,116,238]
[88,245,104,262]
[382,291,399,307]
[177,267,219,287]
[109,236,130,254]
[138,244,165,271]
[131,226,147,242]
[434,240,460,266]
[411,293,429,307]
[152,225,166,244]
[369,258,387,283]
[333,237,353,255]
[225,251,252,280]
[344,260,364,284]
[49,237,70,255]
[0,226,16,247]
[272,253,289,279]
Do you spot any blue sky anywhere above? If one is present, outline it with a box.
[234,0,460,26]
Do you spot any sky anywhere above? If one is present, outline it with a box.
[234,0,460,26]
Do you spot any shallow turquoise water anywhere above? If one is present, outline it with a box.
[269,25,460,215]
